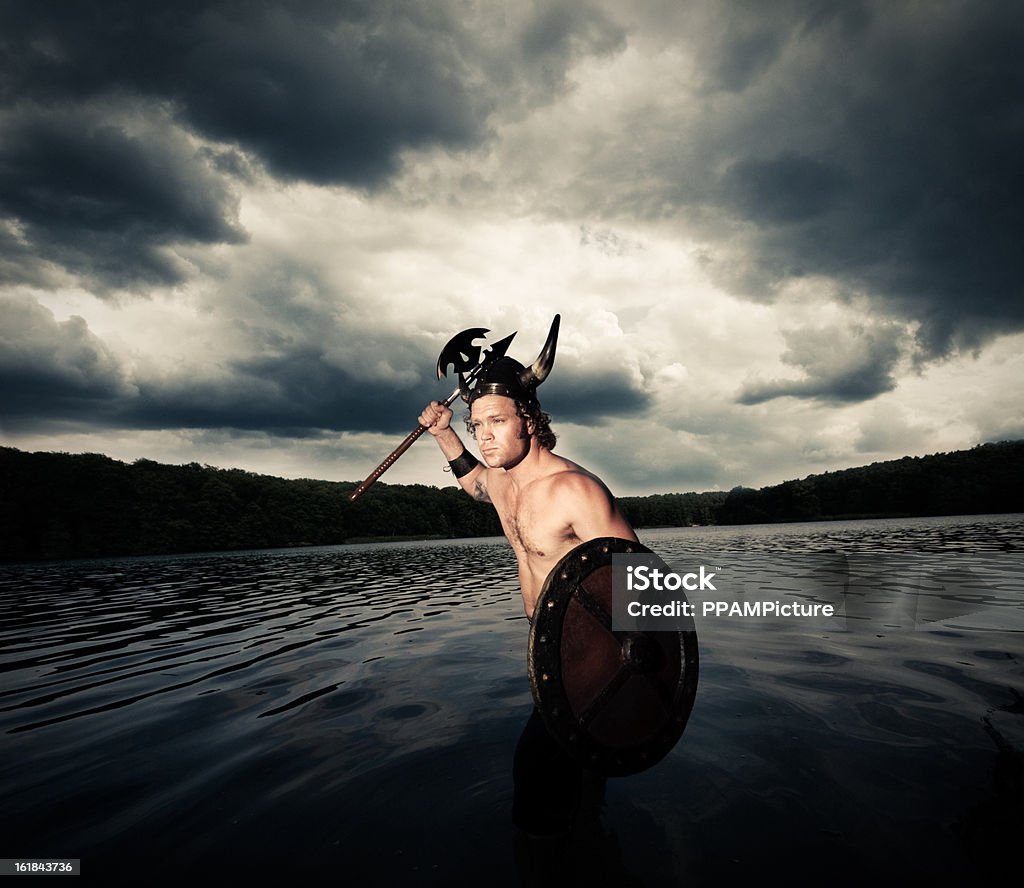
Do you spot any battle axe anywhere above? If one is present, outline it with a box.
[347,326,516,501]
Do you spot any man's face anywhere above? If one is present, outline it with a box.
[469,395,533,469]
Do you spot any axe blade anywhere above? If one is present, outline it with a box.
[350,322,519,502]
[483,331,516,365]
[436,327,490,380]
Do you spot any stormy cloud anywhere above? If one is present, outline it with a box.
[1,0,489,185]
[542,367,652,424]
[0,0,622,288]
[549,0,1024,360]
[0,294,132,420]
[0,299,445,437]
[0,102,247,289]
[1,0,1021,493]
[737,322,907,405]
[719,1,1024,354]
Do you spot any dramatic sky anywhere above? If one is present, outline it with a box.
[2,0,1022,495]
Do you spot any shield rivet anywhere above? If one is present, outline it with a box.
[626,546,633,553]
[560,572,569,580]
[547,600,555,609]
[601,545,609,553]
[539,634,548,643]
[542,673,549,681]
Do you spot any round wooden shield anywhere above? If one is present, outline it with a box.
[527,537,699,777]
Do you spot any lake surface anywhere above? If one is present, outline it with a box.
[2,514,1023,885]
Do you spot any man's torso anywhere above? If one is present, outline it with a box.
[485,456,597,617]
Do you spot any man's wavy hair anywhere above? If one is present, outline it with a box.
[465,398,557,451]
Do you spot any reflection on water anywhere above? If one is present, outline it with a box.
[1,515,1023,884]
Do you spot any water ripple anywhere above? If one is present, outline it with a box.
[0,518,1021,881]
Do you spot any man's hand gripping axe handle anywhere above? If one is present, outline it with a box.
[347,328,515,502]
[346,384,460,502]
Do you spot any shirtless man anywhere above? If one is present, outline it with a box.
[417,326,637,862]
[417,392,637,619]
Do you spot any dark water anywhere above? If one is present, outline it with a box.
[1,515,1022,885]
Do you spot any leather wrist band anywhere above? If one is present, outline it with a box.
[448,448,480,479]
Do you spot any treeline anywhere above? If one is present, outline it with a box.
[716,440,1024,524]
[1,441,1021,562]
[617,491,728,528]
[0,449,502,562]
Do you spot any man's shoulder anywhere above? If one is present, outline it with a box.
[535,458,613,501]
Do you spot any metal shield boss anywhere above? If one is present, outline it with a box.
[528,537,699,777]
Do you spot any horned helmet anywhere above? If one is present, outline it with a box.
[438,315,560,406]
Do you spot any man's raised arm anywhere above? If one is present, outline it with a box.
[418,401,490,502]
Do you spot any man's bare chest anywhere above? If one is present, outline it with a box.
[492,486,575,559]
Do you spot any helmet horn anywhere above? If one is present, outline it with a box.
[518,314,560,390]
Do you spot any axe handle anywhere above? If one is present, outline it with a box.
[347,386,461,502]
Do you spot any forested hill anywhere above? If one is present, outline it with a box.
[713,440,1023,525]
[1,441,1022,562]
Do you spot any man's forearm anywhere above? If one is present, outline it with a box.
[430,427,487,500]
[431,426,469,461]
